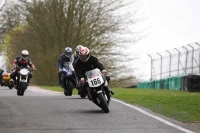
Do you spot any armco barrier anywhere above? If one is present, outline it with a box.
[137,76,183,90]
[137,75,200,92]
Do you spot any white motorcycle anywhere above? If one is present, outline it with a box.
[85,68,111,113]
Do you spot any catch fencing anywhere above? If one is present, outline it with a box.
[137,41,200,92]
[137,42,200,127]
[148,42,200,81]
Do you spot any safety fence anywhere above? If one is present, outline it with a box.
[137,72,200,92]
[147,42,200,81]
[137,76,182,90]
[137,41,200,92]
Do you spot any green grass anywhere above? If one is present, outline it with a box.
[40,86,200,123]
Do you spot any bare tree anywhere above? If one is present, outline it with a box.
[6,0,145,86]
[0,0,27,70]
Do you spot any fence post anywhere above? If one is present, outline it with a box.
[166,50,171,77]
[147,54,152,81]
[195,42,200,73]
[188,44,194,74]
[174,48,180,75]
[157,53,162,79]
[182,46,188,75]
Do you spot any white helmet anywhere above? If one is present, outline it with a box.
[21,50,29,59]
[75,45,83,56]
[79,47,90,62]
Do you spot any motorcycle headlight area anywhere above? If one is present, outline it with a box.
[21,75,27,79]
[20,69,29,75]
[87,74,100,79]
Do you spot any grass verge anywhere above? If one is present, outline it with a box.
[40,86,200,123]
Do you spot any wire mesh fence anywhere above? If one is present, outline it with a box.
[144,42,200,130]
[148,42,200,81]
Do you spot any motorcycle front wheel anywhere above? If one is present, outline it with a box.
[17,82,26,96]
[8,84,13,89]
[80,94,87,98]
[64,81,73,96]
[97,93,109,113]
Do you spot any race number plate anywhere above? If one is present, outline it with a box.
[88,75,104,87]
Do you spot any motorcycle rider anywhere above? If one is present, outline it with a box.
[72,45,83,66]
[10,50,36,87]
[74,47,114,95]
[57,47,76,87]
[0,68,4,86]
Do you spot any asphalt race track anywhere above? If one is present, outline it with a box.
[0,86,198,133]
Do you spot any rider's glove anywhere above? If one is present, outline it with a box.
[59,68,62,72]
[13,64,17,69]
[28,68,32,72]
[102,70,107,75]
[72,71,75,75]
[80,78,85,83]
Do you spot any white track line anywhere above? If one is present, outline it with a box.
[29,87,195,133]
[112,98,195,133]
[28,88,63,95]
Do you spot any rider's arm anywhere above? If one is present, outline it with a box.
[29,60,36,70]
[12,57,20,68]
[69,56,75,72]
[74,60,83,80]
[57,55,62,69]
[92,56,105,71]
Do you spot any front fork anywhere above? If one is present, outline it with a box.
[88,86,110,104]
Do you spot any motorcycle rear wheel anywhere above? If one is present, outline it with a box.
[64,81,73,96]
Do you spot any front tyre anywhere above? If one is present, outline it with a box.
[64,81,73,96]
[64,90,69,96]
[8,84,13,89]
[80,94,86,98]
[18,82,26,96]
[67,82,73,96]
[97,93,109,113]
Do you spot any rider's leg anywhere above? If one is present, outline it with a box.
[78,82,87,95]
[104,75,114,95]
[27,73,33,86]
[62,75,66,88]
[10,72,17,85]
[58,71,62,85]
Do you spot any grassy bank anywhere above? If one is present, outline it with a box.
[40,86,200,123]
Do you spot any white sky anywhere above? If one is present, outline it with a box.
[133,0,200,81]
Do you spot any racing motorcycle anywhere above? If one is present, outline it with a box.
[2,72,14,89]
[14,64,36,96]
[61,66,75,96]
[85,68,111,113]
[15,67,31,96]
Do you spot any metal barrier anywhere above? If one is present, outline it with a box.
[148,42,200,80]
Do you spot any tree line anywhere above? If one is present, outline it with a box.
[0,0,144,87]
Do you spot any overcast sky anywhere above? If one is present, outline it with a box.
[138,0,200,53]
[133,0,200,80]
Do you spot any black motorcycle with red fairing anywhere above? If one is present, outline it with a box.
[10,50,36,96]
[15,66,31,96]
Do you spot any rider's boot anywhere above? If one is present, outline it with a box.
[27,78,30,86]
[78,84,87,95]
[104,86,114,95]
[9,79,14,86]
